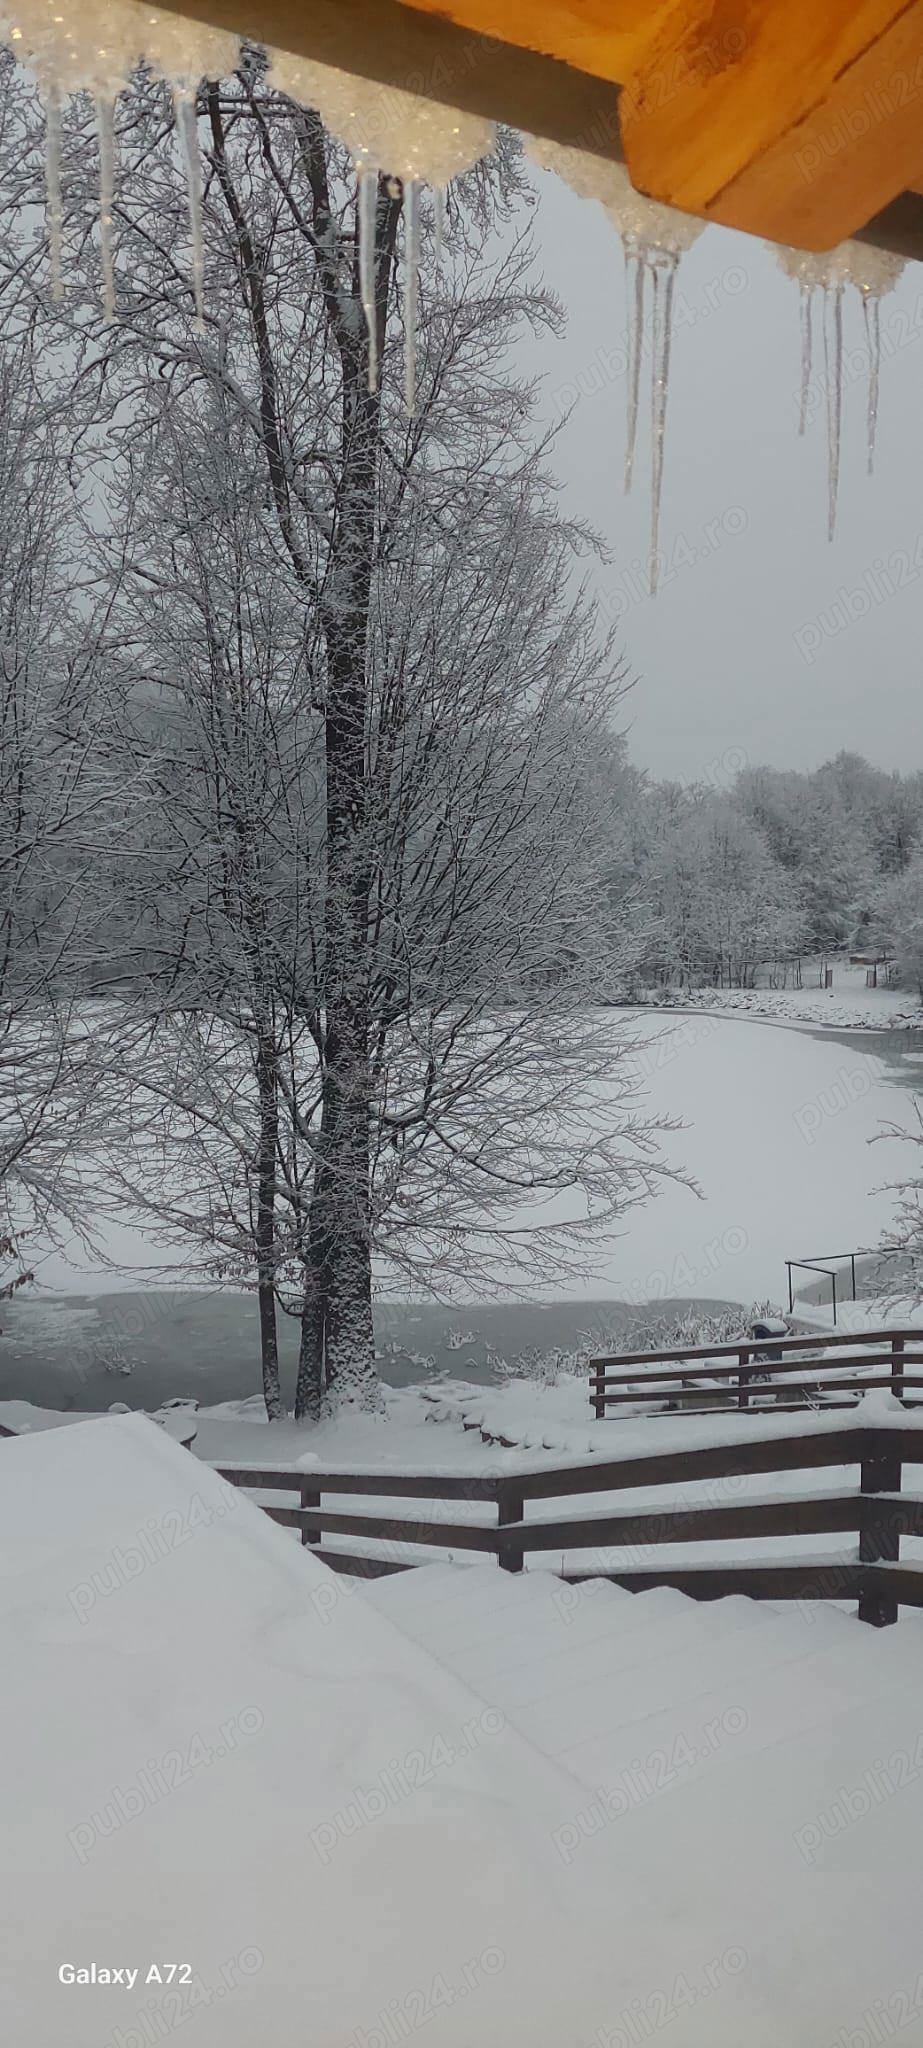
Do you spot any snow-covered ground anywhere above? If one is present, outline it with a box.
[642,957,923,1033]
[4,1377,910,1582]
[20,1005,921,1312]
[797,1293,919,1334]
[0,1415,785,2047]
[7,1412,923,2047]
[10,1384,923,1579]
[367,1561,923,2045]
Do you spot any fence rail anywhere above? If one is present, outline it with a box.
[588,1326,921,1417]
[215,1417,923,1627]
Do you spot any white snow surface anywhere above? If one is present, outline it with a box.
[26,1004,920,1301]
[8,1412,923,2043]
[0,1414,793,2047]
[650,978,922,1031]
[367,1560,923,2044]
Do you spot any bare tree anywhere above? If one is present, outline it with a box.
[87,396,324,1418]
[1,64,675,1413]
[0,339,125,1298]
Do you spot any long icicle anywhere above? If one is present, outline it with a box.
[358,165,379,393]
[862,291,882,475]
[95,94,117,322]
[45,85,64,304]
[649,255,677,596]
[174,89,206,333]
[403,178,420,416]
[623,244,644,495]
[822,282,844,541]
[798,282,812,436]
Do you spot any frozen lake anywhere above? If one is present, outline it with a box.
[3,1011,920,1410]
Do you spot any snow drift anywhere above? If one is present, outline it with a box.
[0,1414,783,2046]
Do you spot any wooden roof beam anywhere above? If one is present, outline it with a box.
[121,0,923,259]
[620,0,923,250]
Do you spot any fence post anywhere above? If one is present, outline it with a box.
[497,1481,524,1574]
[737,1346,751,1410]
[858,1436,902,1627]
[891,1335,906,1405]
[300,1483,321,1547]
[591,1364,606,1421]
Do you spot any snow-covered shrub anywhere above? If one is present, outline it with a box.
[613,1302,787,1359]
[492,1346,586,1389]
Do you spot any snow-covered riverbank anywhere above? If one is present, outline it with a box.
[634,958,923,1034]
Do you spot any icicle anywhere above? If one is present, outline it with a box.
[798,282,812,436]
[44,84,63,304]
[862,290,882,475]
[822,283,844,542]
[776,237,905,528]
[523,153,702,594]
[649,256,678,595]
[623,244,644,495]
[174,89,206,333]
[433,186,445,267]
[95,94,117,323]
[358,165,379,393]
[403,178,420,416]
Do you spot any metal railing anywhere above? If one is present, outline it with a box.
[785,1248,907,1324]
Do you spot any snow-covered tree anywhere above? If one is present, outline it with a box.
[0,340,127,1297]
[631,794,805,989]
[869,850,923,997]
[4,68,673,1415]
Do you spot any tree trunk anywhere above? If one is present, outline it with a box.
[255,1030,282,1420]
[258,1275,281,1421]
[303,174,398,1413]
[294,1052,380,1415]
[317,1045,378,1406]
[294,1159,331,1420]
[208,111,398,1419]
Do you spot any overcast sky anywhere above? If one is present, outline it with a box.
[525,165,923,784]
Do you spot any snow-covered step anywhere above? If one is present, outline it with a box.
[389,1590,774,1718]
[368,1564,818,1704]
[601,1654,923,2048]
[367,1566,910,1803]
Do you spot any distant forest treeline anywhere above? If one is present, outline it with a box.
[610,750,923,995]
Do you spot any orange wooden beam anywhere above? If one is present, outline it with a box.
[398,0,662,86]
[402,0,923,249]
[619,0,923,250]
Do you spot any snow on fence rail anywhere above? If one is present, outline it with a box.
[214,1413,923,1628]
[588,1326,923,1417]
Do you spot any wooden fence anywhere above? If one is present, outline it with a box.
[216,1416,923,1627]
[588,1326,923,1418]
